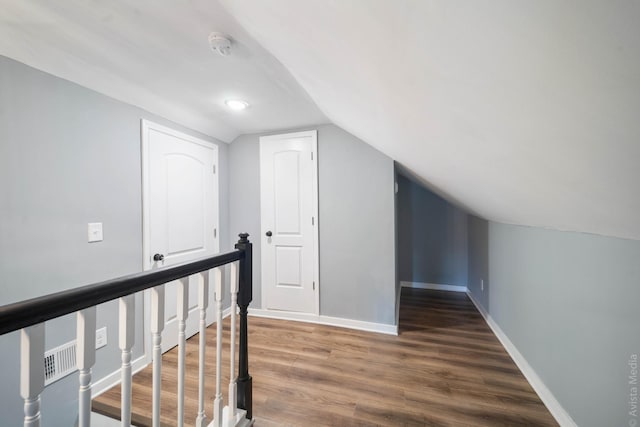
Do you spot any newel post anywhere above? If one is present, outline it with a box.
[235,233,253,419]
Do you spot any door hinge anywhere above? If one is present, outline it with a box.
[311,152,314,161]
[312,217,315,226]
[313,281,315,290]
[213,228,217,238]
[212,164,216,174]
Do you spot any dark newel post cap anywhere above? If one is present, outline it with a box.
[238,233,249,243]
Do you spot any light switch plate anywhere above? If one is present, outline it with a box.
[95,327,107,349]
[88,222,103,242]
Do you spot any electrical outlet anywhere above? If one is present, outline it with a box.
[481,279,484,291]
[95,327,107,349]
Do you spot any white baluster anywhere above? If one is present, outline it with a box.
[119,295,135,427]
[77,308,97,427]
[228,262,238,421]
[195,271,209,427]
[21,323,45,427]
[212,267,224,427]
[150,285,165,427]
[177,277,189,427]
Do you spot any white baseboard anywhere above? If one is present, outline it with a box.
[401,281,468,293]
[221,306,233,319]
[91,354,148,398]
[90,411,123,426]
[466,291,578,427]
[248,309,398,336]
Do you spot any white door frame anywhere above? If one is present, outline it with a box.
[259,130,320,316]
[140,119,219,362]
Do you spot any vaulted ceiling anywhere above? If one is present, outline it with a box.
[1,1,639,240]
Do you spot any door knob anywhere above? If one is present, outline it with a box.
[265,231,272,237]
[153,253,165,262]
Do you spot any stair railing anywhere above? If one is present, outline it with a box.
[0,233,253,427]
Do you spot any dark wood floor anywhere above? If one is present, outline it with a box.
[93,288,557,426]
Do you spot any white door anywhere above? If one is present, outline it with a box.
[142,120,218,352]
[260,130,319,314]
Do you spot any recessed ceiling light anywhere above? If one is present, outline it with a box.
[225,99,249,111]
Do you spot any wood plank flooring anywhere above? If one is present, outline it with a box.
[93,288,558,426]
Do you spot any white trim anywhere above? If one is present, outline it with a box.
[310,130,320,317]
[91,354,148,398]
[249,308,398,336]
[401,281,468,293]
[466,292,578,427]
[90,411,122,426]
[141,119,151,273]
[259,130,320,316]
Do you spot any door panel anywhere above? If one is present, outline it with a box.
[274,151,302,234]
[165,154,206,255]
[143,120,218,352]
[260,131,318,314]
[276,246,302,287]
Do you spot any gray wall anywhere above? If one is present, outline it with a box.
[394,165,401,325]
[467,215,489,310]
[229,124,397,325]
[468,218,640,427]
[397,174,468,286]
[0,56,230,426]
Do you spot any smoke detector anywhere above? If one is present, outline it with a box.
[208,32,232,56]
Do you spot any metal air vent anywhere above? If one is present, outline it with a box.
[44,340,77,386]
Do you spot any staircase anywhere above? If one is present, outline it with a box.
[0,234,254,427]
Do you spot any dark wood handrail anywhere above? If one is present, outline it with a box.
[0,233,254,421]
[0,248,243,336]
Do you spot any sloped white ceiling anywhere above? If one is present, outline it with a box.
[1,1,638,240]
[221,0,640,240]
[0,0,326,141]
